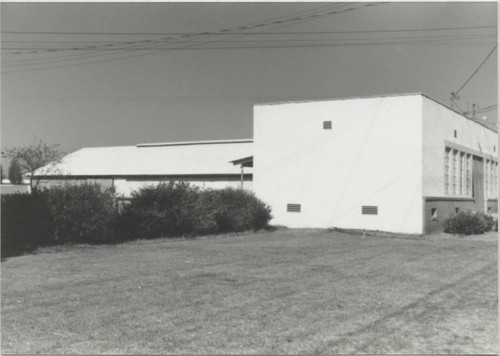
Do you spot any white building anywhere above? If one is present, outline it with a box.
[253,93,497,234]
[36,93,497,234]
[35,139,253,197]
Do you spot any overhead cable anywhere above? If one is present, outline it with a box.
[453,45,497,97]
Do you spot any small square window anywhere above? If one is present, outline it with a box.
[431,208,438,221]
[323,121,332,130]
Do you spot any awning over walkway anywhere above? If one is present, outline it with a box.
[229,156,253,167]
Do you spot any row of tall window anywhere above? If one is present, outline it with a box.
[485,159,498,197]
[444,148,471,196]
[444,147,498,197]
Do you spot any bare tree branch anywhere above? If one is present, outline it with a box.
[2,140,65,192]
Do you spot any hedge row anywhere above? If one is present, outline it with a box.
[1,182,272,257]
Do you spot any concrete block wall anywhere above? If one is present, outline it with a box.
[423,197,496,234]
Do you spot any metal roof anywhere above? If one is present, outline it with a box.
[230,156,253,167]
[36,139,253,177]
[136,138,253,147]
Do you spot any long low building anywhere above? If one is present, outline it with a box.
[35,139,253,197]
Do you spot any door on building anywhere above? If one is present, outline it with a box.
[472,156,485,213]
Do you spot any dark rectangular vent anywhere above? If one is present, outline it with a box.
[287,203,301,212]
[323,121,332,130]
[361,206,378,215]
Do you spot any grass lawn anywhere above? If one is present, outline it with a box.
[1,229,497,354]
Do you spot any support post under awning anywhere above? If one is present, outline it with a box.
[240,165,244,189]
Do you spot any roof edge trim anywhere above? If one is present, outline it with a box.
[254,92,423,107]
[137,138,253,148]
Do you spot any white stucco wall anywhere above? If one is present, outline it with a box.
[114,177,252,198]
[37,176,252,198]
[253,95,423,234]
[422,96,498,198]
[0,184,31,195]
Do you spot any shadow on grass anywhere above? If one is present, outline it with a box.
[1,225,281,260]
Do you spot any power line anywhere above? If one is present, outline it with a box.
[451,97,467,115]
[2,25,494,35]
[2,4,345,57]
[452,45,497,97]
[3,38,495,53]
[3,37,495,73]
[476,105,497,114]
[3,4,345,67]
[2,3,382,73]
[3,33,494,52]
[4,36,495,71]
[3,37,494,54]
[4,32,495,46]
[478,104,497,110]
[4,26,494,67]
[1,4,347,69]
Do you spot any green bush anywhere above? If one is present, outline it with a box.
[443,210,496,235]
[118,181,200,239]
[195,188,272,234]
[1,181,273,257]
[45,184,118,244]
[1,184,118,257]
[1,193,55,257]
[119,182,272,239]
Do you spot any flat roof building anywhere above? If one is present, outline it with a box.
[253,93,497,234]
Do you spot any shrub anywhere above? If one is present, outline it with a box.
[1,181,273,257]
[118,181,200,239]
[1,193,54,257]
[119,183,272,239]
[443,210,496,235]
[45,184,118,244]
[195,188,272,234]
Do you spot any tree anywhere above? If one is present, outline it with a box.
[8,158,23,184]
[3,140,64,192]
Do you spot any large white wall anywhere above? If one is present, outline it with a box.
[253,95,423,234]
[422,97,498,198]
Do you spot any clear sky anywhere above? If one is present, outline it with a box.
[1,2,497,161]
